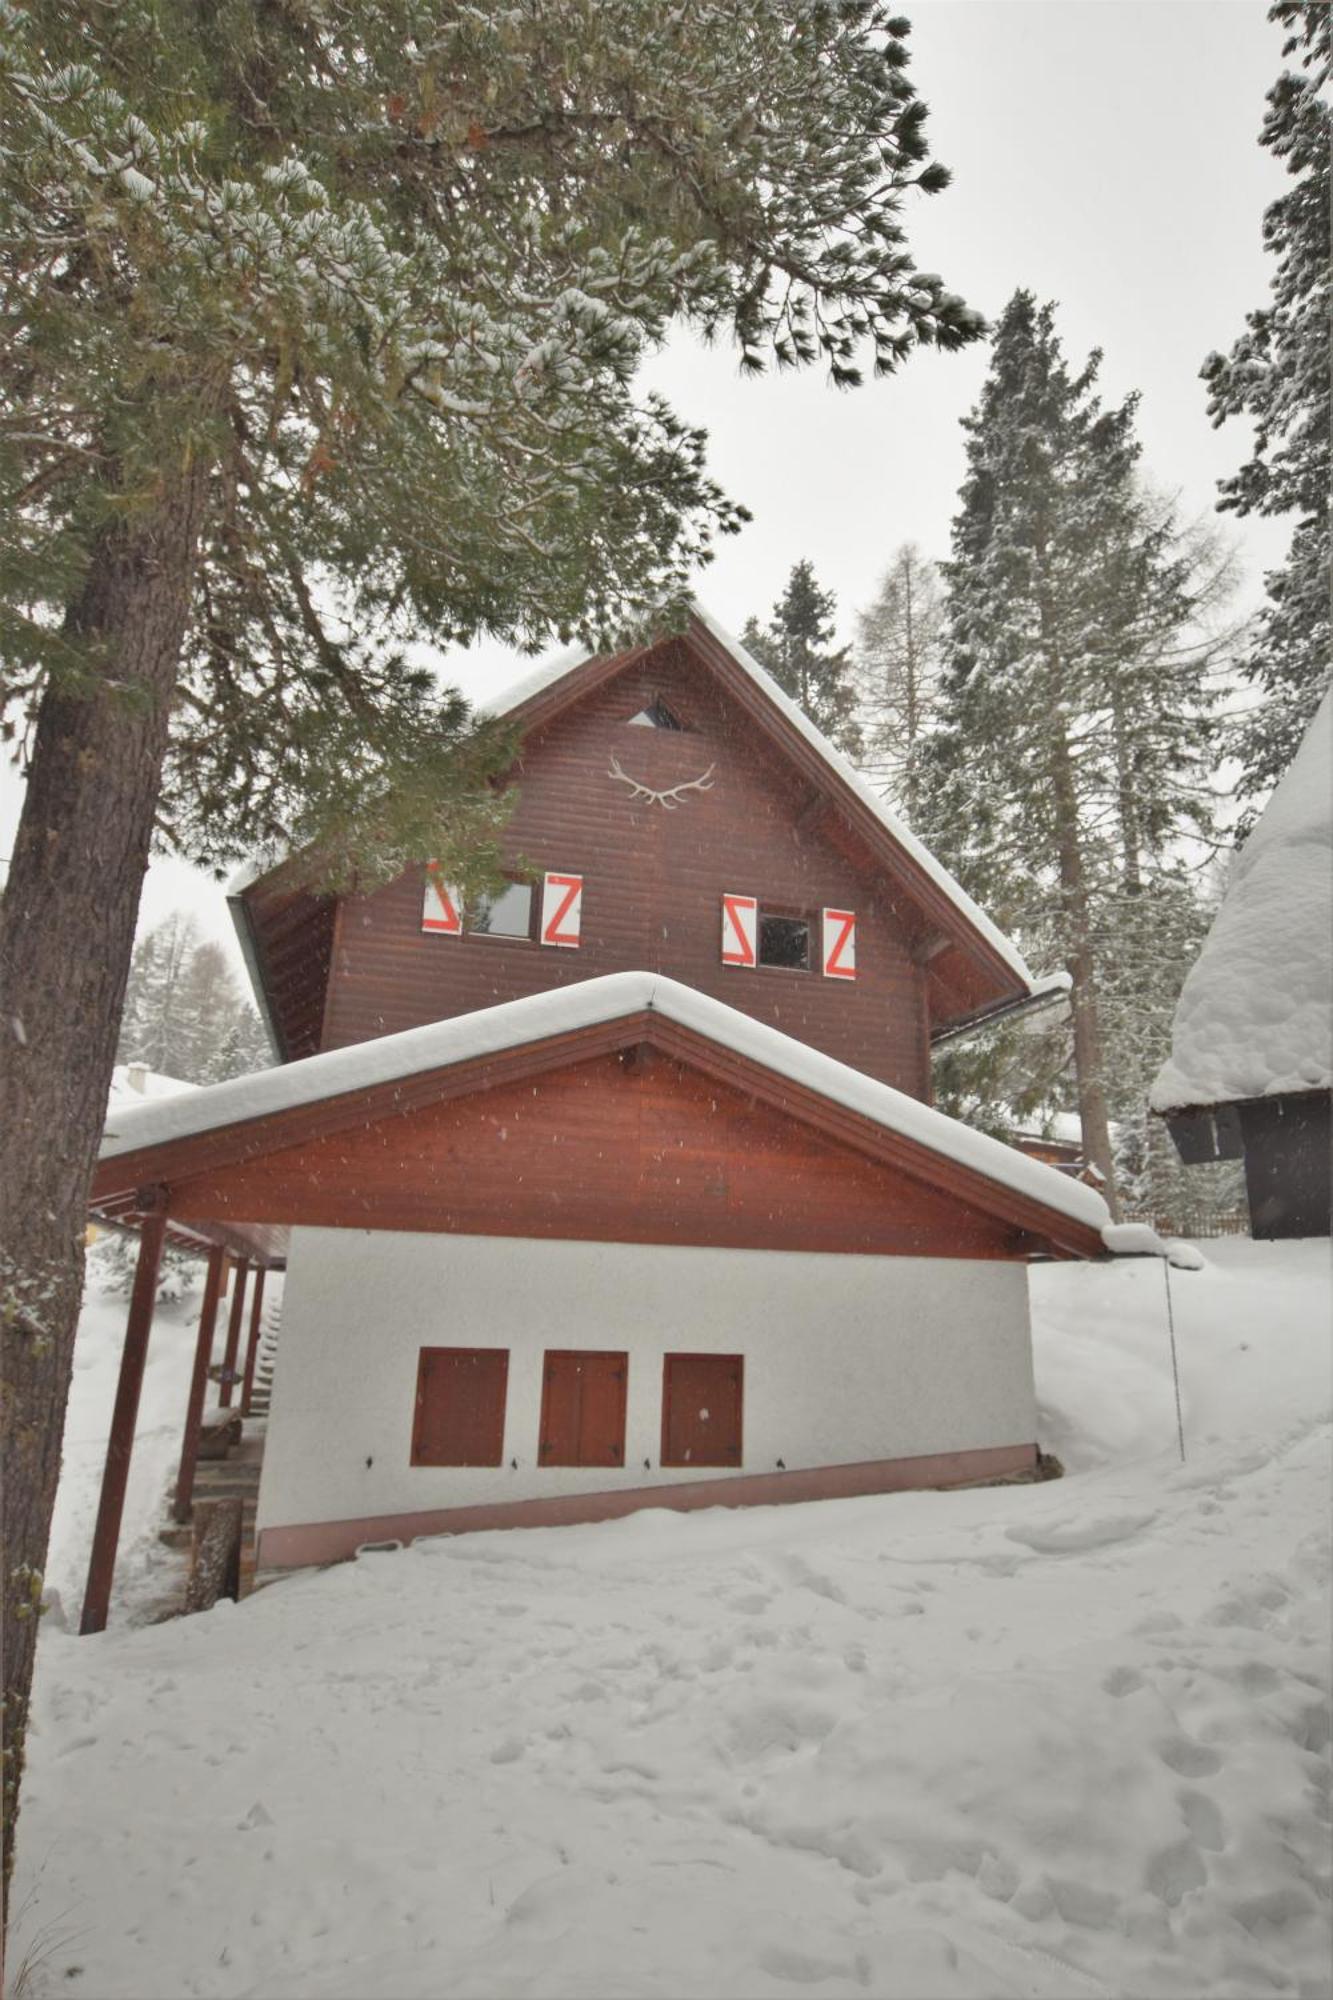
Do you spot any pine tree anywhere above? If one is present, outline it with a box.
[743,562,861,754]
[117,918,271,1083]
[1203,0,1331,801]
[0,2,984,1913]
[205,1005,274,1085]
[854,543,944,818]
[116,914,201,1075]
[922,294,1227,1213]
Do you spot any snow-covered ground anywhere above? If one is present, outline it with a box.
[38,1237,208,1635]
[10,1238,1331,2000]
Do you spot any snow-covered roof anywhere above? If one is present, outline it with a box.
[1152,692,1333,1112]
[482,604,1037,994]
[100,970,1109,1243]
[106,1063,199,1110]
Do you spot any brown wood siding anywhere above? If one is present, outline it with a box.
[539,1351,628,1467]
[411,1348,509,1466]
[320,642,930,1093]
[163,1047,1028,1258]
[241,882,339,1062]
[662,1353,743,1467]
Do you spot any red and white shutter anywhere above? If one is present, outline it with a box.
[541,872,583,947]
[720,893,758,968]
[822,907,857,980]
[421,864,463,936]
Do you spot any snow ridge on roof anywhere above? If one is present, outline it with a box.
[100,969,1108,1238]
[481,603,1037,994]
[1152,692,1333,1112]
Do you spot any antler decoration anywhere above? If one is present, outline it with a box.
[608,753,717,810]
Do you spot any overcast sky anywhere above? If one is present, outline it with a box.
[1,0,1297,960]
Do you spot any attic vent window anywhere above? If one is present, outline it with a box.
[627,698,685,730]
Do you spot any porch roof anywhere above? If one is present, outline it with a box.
[93,973,1110,1258]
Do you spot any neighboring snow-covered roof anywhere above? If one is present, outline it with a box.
[106,1063,199,1110]
[100,972,1108,1239]
[1152,693,1333,1112]
[481,604,1038,995]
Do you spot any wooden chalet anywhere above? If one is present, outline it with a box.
[83,610,1114,1627]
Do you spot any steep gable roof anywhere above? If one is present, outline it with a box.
[484,606,1038,1007]
[230,605,1051,1058]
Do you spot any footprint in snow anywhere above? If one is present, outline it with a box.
[1232,1884,1320,1936]
[1004,1511,1157,1555]
[1102,1664,1145,1698]
[1157,1733,1223,1779]
[1144,1837,1207,1907]
[1178,1789,1227,1851]
[756,1944,858,1986]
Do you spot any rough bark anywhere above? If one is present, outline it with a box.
[0,470,209,1929]
[1111,694,1144,897]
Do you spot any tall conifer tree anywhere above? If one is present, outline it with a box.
[854,543,944,818]
[923,294,1224,1211]
[1203,0,1330,800]
[743,561,861,754]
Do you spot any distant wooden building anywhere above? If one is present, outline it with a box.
[87,610,1114,1614]
[1153,693,1332,1240]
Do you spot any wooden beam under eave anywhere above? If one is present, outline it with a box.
[174,1245,226,1525]
[240,1267,267,1416]
[80,1198,168,1636]
[218,1260,249,1408]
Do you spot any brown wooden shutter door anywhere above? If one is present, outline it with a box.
[412,1348,508,1466]
[580,1353,627,1465]
[539,1351,627,1466]
[539,1352,580,1464]
[661,1354,743,1467]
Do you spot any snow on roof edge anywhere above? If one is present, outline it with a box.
[480,603,1036,994]
[99,970,1108,1239]
[693,607,1036,990]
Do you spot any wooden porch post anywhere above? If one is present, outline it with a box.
[174,1244,225,1525]
[217,1260,249,1409]
[240,1267,267,1416]
[80,1197,168,1636]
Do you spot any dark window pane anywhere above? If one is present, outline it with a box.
[758,914,810,969]
[468,882,533,937]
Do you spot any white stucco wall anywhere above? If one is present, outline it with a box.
[257,1230,1036,1535]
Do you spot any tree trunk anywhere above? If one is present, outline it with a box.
[1110,694,1144,896]
[902,560,921,823]
[1048,723,1122,1217]
[0,473,209,1934]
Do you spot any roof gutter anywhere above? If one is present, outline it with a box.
[929,971,1072,1048]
